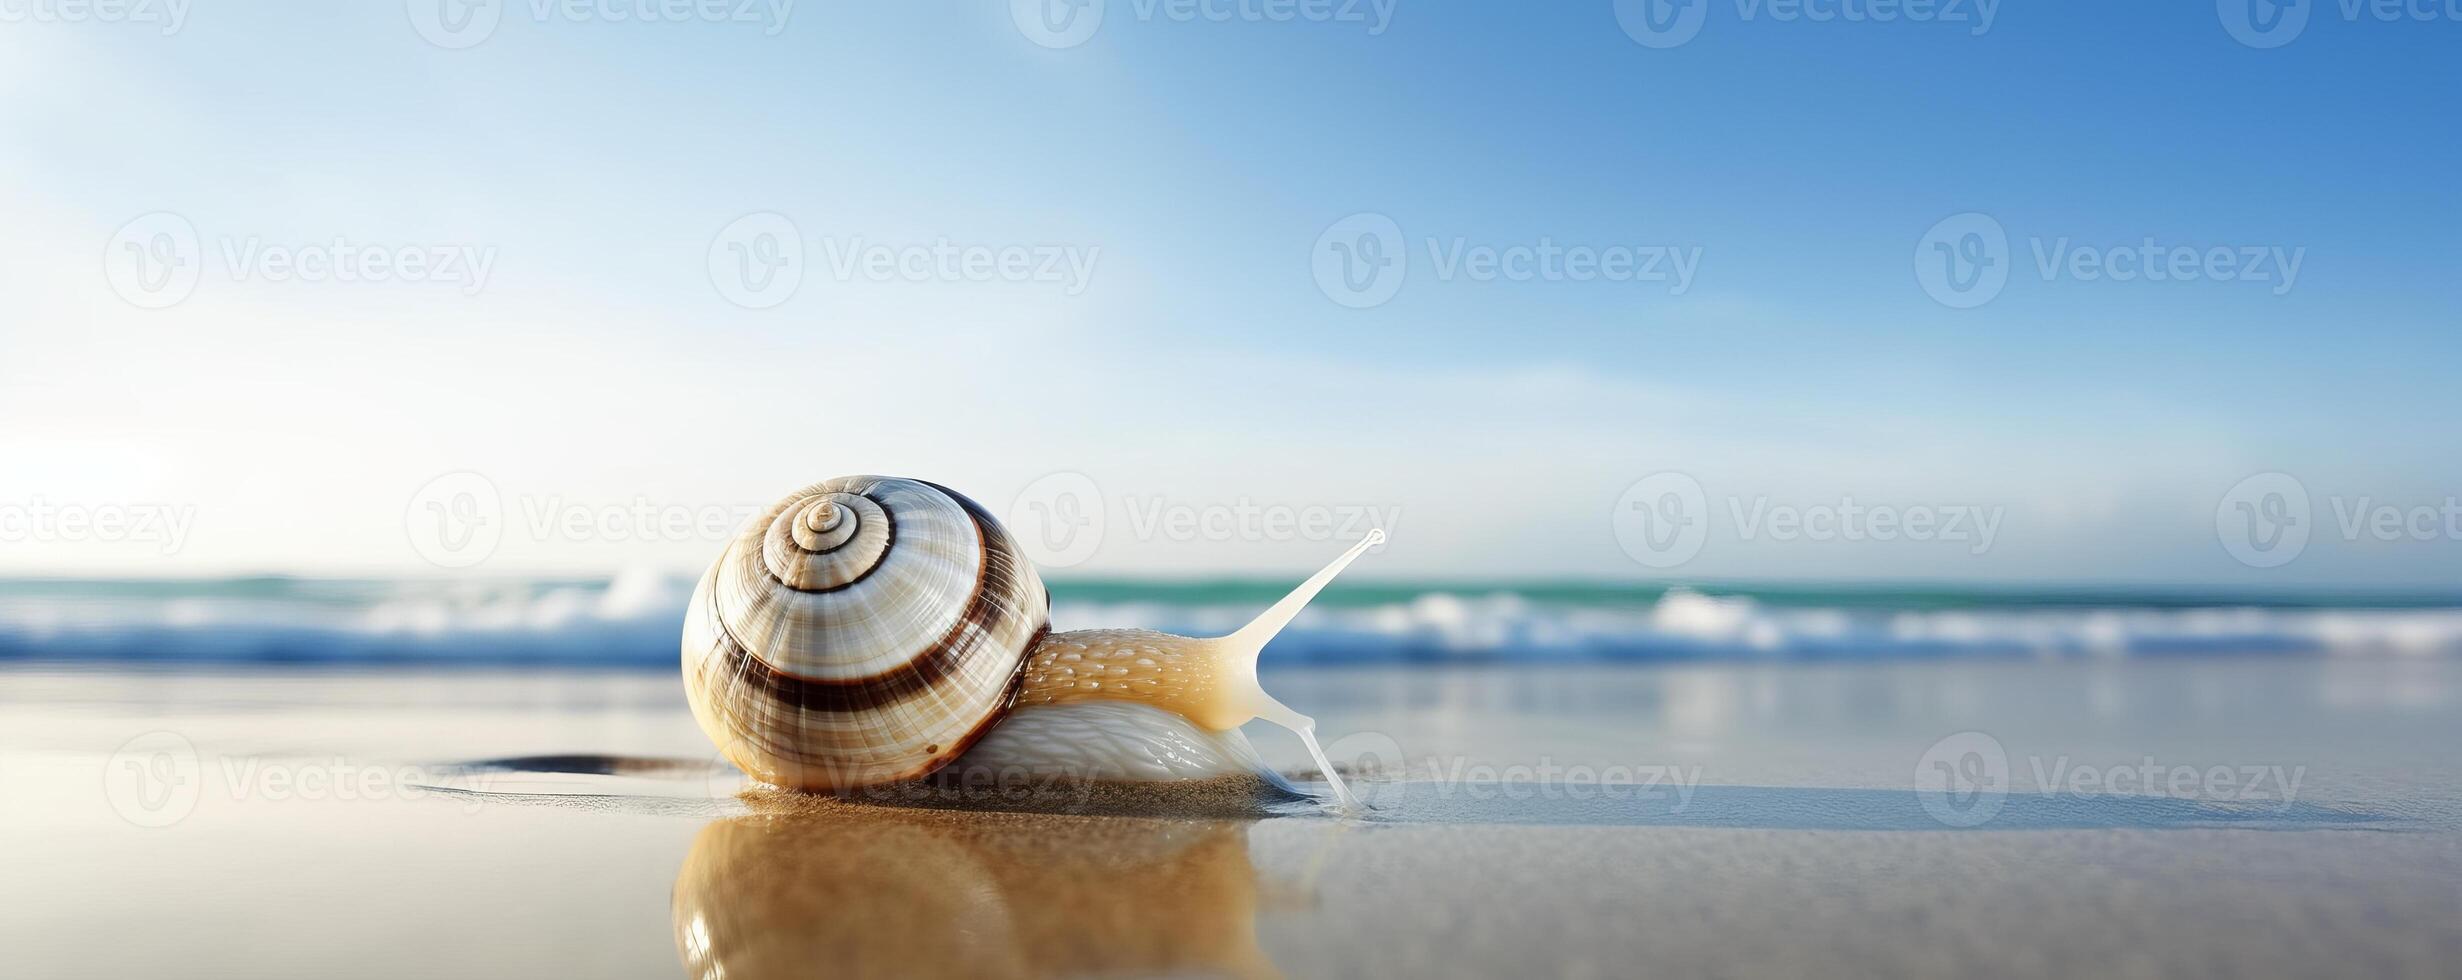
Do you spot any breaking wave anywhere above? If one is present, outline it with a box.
[3,574,2459,667]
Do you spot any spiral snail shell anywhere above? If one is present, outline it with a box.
[682,475,1376,805]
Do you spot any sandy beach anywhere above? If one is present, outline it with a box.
[5,657,2457,978]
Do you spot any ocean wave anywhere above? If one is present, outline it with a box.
[2,574,2459,667]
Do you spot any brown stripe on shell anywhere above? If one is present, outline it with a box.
[908,620,1044,778]
[696,623,1048,782]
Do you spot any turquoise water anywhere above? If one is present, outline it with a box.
[10,574,2461,609]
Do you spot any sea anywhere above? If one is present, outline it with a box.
[5,572,2459,667]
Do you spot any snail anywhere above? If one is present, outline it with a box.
[681,475,1376,807]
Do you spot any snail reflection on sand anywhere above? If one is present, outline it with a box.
[672,796,1300,980]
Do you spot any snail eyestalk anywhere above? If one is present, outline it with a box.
[1014,531,1385,810]
[1213,530,1382,811]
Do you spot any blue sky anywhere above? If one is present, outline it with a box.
[1,1,2455,586]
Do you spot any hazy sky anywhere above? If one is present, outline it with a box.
[2,1,2456,586]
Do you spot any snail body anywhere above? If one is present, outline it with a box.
[681,475,1374,806]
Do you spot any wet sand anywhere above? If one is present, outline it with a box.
[3,659,2459,978]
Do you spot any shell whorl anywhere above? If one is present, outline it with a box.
[682,476,1050,790]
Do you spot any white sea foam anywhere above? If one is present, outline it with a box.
[1057,587,2462,662]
